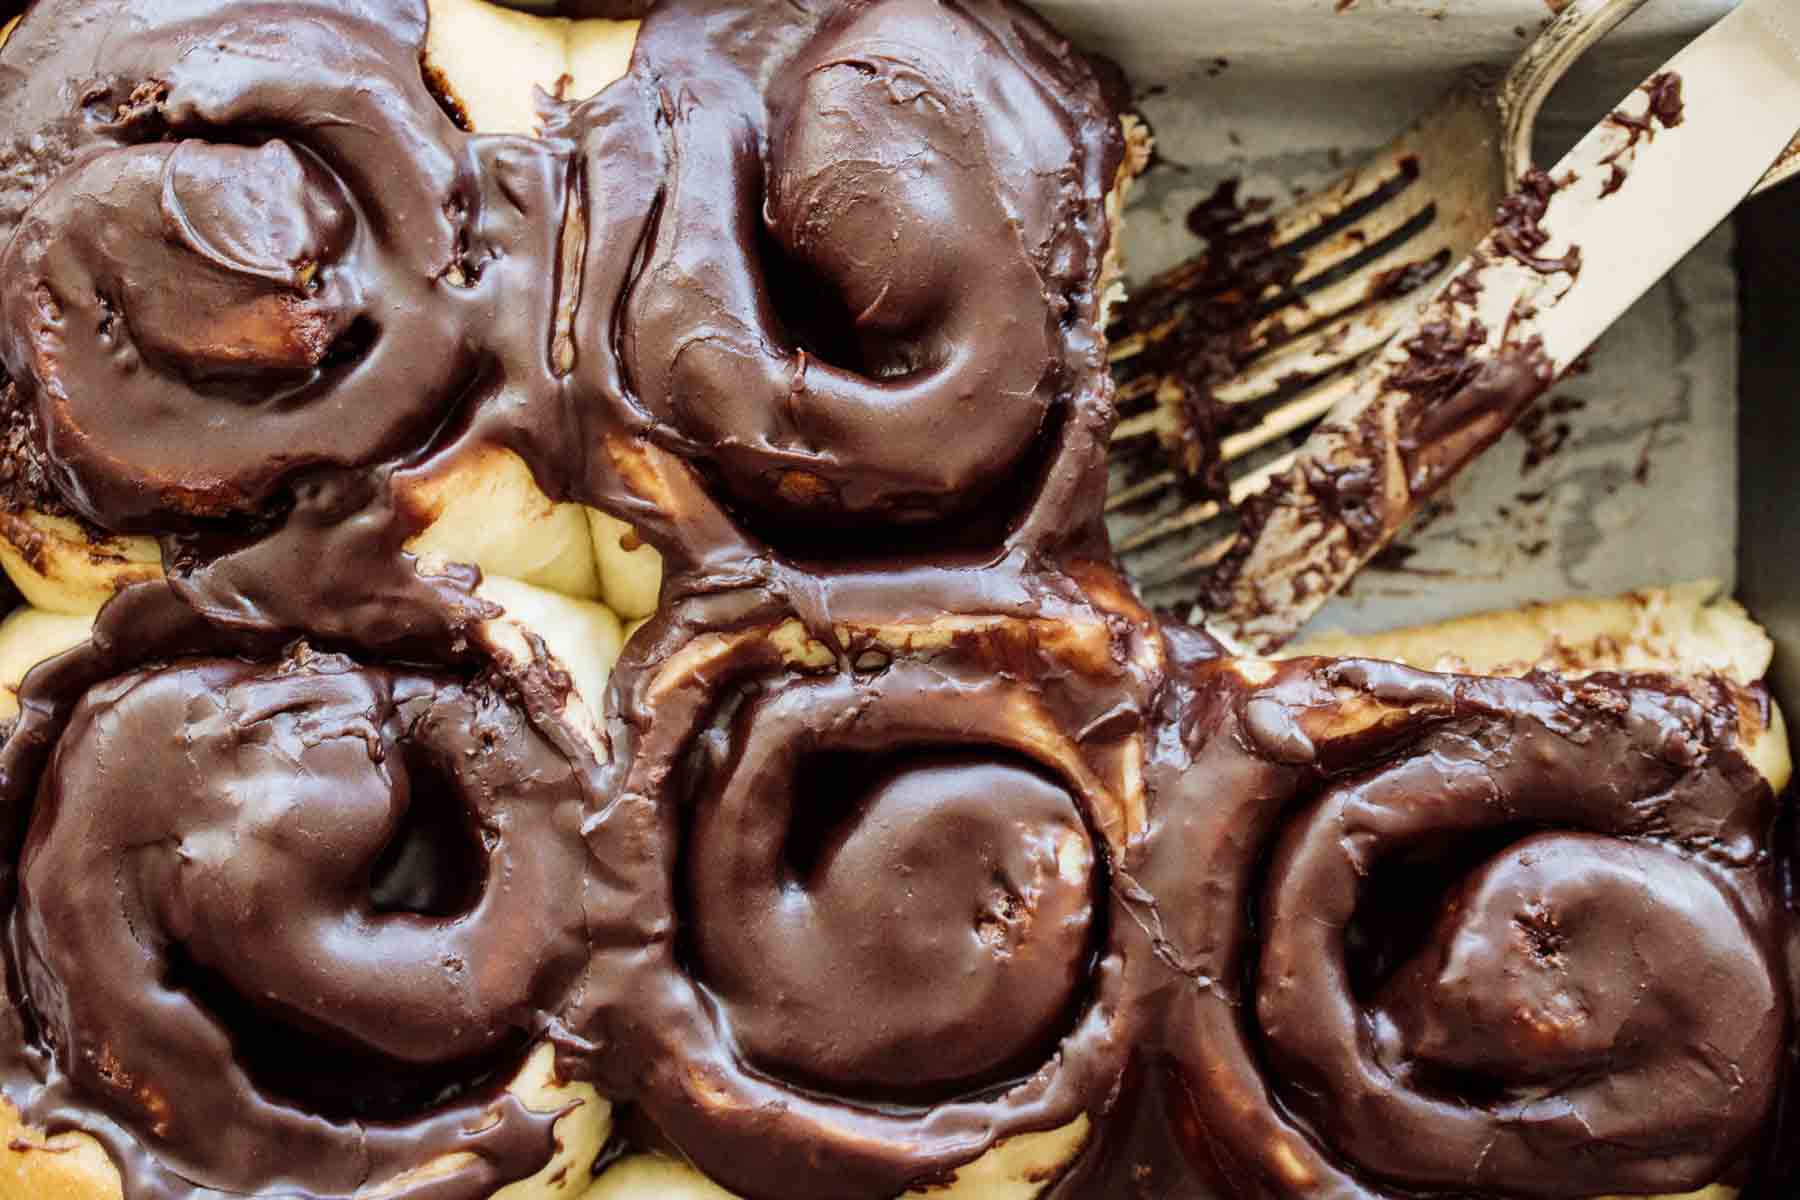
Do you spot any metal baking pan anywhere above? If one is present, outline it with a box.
[1050,0,1792,699]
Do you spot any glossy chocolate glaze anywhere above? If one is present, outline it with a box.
[0,1,1790,1199]
[1135,653,1788,1199]
[557,0,1122,572]
[0,586,589,1199]
[566,577,1168,1199]
[0,2,501,535]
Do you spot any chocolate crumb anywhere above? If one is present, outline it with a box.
[1493,168,1581,277]
[1598,72,1685,196]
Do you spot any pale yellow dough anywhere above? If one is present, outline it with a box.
[424,0,639,134]
[0,606,92,721]
[0,512,163,616]
[404,444,606,600]
[476,573,624,735]
[577,1121,1093,1200]
[587,509,662,620]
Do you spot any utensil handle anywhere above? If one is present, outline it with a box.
[1211,0,1800,653]
[1501,0,1653,184]
[1502,0,1797,197]
[1518,0,1800,367]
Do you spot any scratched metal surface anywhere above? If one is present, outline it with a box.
[1073,0,1746,636]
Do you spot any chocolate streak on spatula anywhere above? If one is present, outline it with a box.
[1199,0,1800,653]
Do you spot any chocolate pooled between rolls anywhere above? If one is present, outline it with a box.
[0,1,1790,1200]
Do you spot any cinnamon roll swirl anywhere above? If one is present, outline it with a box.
[0,585,614,1200]
[567,568,1165,1200]
[0,1,1791,1198]
[567,0,1129,565]
[1136,650,1791,1199]
[0,1,491,533]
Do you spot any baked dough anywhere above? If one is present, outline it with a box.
[586,1118,1092,1200]
[1290,579,1774,685]
[1291,580,1790,794]
[0,0,1782,1196]
[1286,583,1786,1200]
[405,0,664,636]
[0,510,163,616]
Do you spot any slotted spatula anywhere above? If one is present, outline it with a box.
[1108,0,1800,616]
[1171,0,1800,653]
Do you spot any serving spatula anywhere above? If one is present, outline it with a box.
[1178,0,1800,652]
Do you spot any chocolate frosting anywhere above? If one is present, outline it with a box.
[689,747,1097,1099]
[1134,653,1789,1199]
[0,586,593,1199]
[558,0,1123,569]
[563,577,1169,1200]
[0,0,1124,622]
[0,2,498,534]
[0,1,1791,1199]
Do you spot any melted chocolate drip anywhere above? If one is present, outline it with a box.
[1492,167,1582,277]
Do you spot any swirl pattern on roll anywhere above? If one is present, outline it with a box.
[0,0,593,653]
[0,0,509,533]
[0,0,1128,621]
[1132,655,1789,1199]
[569,0,1124,560]
[0,586,600,1199]
[565,575,1167,1199]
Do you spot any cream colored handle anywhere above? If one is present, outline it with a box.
[1500,0,1653,184]
[1516,0,1800,366]
[1761,131,1800,195]
[1501,0,1797,197]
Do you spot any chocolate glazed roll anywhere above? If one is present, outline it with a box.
[1133,654,1791,1199]
[0,585,610,1200]
[0,0,591,657]
[565,568,1173,1200]
[0,0,507,534]
[565,0,1127,567]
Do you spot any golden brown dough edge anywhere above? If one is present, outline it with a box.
[1287,580,1790,796]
